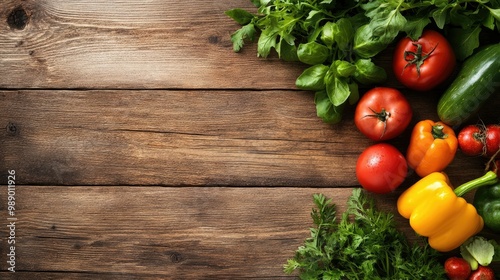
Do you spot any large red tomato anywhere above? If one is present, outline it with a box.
[393,30,456,91]
[356,143,408,194]
[354,87,412,141]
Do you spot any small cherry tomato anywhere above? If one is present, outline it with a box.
[468,265,495,280]
[444,257,471,280]
[356,143,408,194]
[458,125,485,157]
[485,124,500,158]
[354,87,412,141]
[458,124,500,158]
[393,30,456,91]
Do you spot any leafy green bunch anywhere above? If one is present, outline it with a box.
[226,0,500,123]
[283,189,445,279]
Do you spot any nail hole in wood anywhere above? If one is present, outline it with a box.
[7,6,29,30]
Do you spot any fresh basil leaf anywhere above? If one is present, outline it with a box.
[321,21,336,48]
[336,61,356,78]
[230,23,256,52]
[297,42,330,65]
[371,7,406,39]
[448,26,481,61]
[353,2,406,59]
[278,40,299,62]
[225,9,255,25]
[296,64,329,90]
[325,74,350,107]
[403,17,431,40]
[353,24,388,58]
[314,90,344,124]
[353,59,387,85]
[334,18,354,51]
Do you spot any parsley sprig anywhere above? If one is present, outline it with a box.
[226,0,500,123]
[284,189,446,279]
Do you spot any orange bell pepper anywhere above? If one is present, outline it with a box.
[406,120,458,177]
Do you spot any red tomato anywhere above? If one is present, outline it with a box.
[444,257,471,280]
[458,124,500,158]
[354,87,412,141]
[485,124,500,158]
[356,143,408,194]
[468,265,495,280]
[393,30,456,91]
[458,125,485,157]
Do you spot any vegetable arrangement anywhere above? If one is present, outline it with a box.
[283,189,446,279]
[226,0,500,278]
[227,0,500,123]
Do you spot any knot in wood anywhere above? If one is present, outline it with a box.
[7,6,29,30]
[6,122,18,135]
[169,252,183,263]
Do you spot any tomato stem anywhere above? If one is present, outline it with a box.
[403,42,438,77]
[363,107,391,139]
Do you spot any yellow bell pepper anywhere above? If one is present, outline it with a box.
[397,171,498,252]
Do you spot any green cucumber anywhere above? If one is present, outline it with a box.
[437,43,500,126]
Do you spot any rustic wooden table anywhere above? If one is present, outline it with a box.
[1,0,499,279]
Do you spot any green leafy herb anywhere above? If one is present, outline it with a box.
[226,0,500,123]
[283,189,445,279]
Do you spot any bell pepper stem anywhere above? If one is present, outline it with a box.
[454,171,498,197]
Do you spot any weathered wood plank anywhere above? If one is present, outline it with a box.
[1,89,494,187]
[1,186,498,278]
[0,0,309,89]
[0,186,435,278]
[0,186,345,278]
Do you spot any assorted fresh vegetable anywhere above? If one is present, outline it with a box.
[227,0,500,277]
[397,171,497,252]
[226,0,500,123]
[355,143,407,193]
[437,44,500,127]
[354,87,412,141]
[392,30,456,91]
[406,120,458,177]
[283,189,446,279]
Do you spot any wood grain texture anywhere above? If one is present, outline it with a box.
[0,186,392,279]
[0,0,307,89]
[1,89,495,187]
[1,0,500,278]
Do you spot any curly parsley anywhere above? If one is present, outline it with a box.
[283,189,446,279]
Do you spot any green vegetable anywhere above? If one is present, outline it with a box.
[226,0,500,124]
[460,236,496,269]
[437,43,500,126]
[283,189,445,279]
[473,182,500,233]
